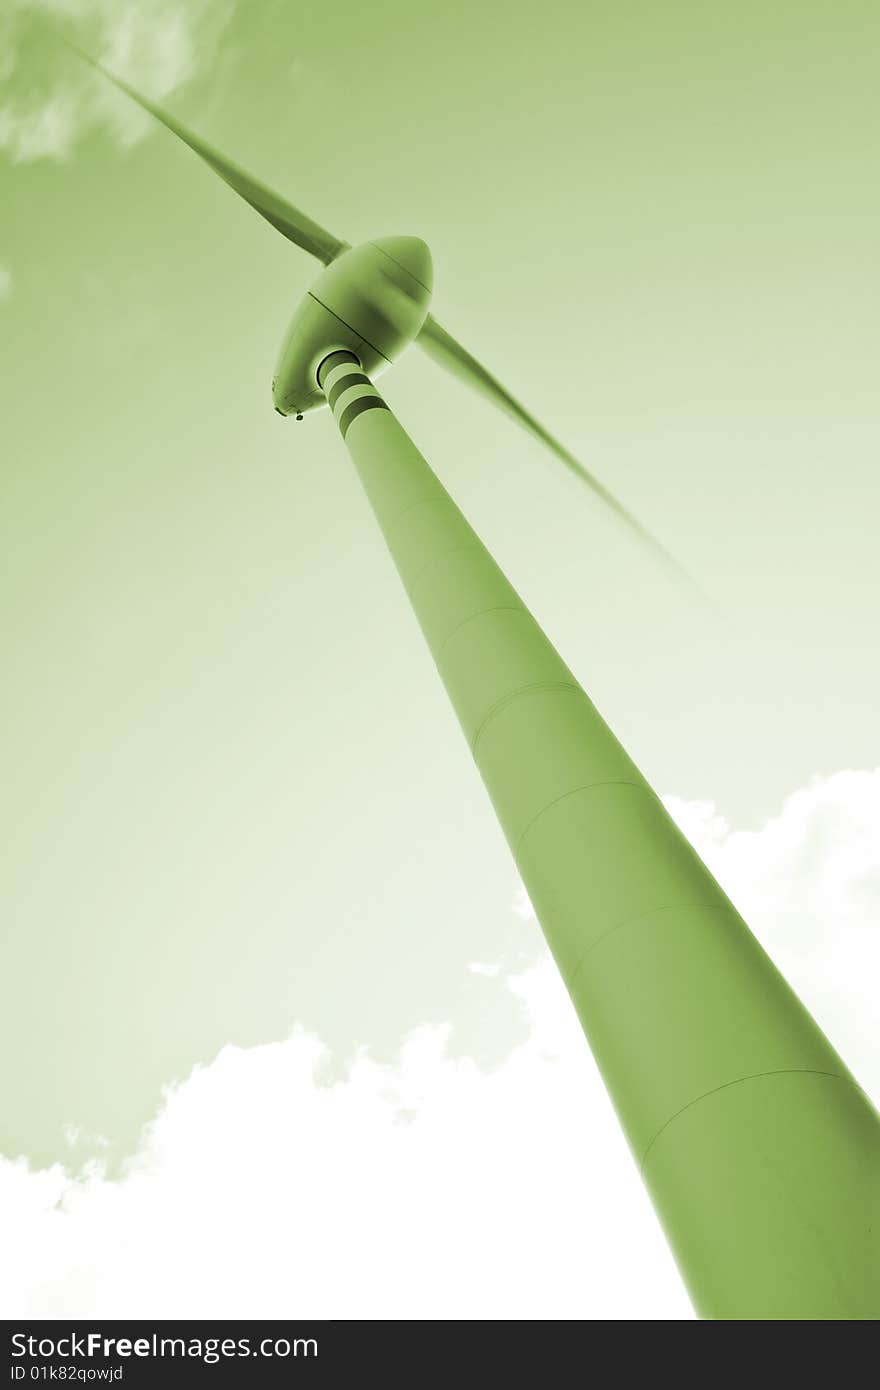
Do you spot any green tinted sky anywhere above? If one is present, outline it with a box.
[3,0,879,1165]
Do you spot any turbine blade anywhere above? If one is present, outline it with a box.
[417,314,695,586]
[70,46,347,265]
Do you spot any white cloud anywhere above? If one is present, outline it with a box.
[0,963,690,1320]
[0,0,235,163]
[0,264,13,300]
[1,767,878,1320]
[664,768,880,1099]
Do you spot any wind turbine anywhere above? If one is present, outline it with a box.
[74,52,879,1320]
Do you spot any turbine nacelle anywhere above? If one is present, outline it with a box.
[272,237,433,418]
[74,49,690,577]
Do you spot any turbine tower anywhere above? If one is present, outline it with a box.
[76,53,880,1320]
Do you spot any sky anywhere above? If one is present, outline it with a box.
[1,0,879,1319]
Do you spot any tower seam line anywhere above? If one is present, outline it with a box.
[513,778,649,858]
[639,1069,864,1171]
[564,900,739,994]
[436,606,524,659]
[376,492,453,535]
[470,682,581,757]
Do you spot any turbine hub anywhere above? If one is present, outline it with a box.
[272,237,433,418]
